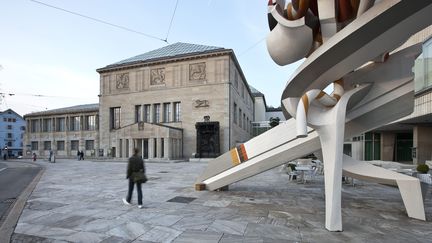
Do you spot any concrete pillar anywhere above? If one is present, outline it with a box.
[156,138,162,158]
[164,137,170,160]
[413,126,432,164]
[149,138,154,159]
[173,139,178,159]
[381,132,396,161]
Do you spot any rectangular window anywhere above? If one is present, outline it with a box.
[42,119,52,132]
[153,104,161,123]
[56,118,65,132]
[233,103,237,124]
[31,141,38,150]
[31,120,39,133]
[243,114,246,130]
[44,141,51,150]
[84,115,96,131]
[163,103,171,123]
[12,118,16,122]
[173,102,181,122]
[3,118,5,122]
[85,140,94,150]
[246,117,249,132]
[71,140,79,150]
[135,105,142,123]
[144,104,151,122]
[234,72,239,89]
[7,133,12,138]
[110,107,121,129]
[364,132,381,160]
[239,108,242,128]
[7,141,12,147]
[414,38,432,92]
[57,141,65,151]
[70,116,80,131]
[7,125,12,130]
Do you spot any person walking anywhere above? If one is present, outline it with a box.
[49,149,53,162]
[80,150,84,160]
[77,150,80,161]
[123,148,146,208]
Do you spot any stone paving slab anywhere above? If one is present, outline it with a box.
[9,159,432,242]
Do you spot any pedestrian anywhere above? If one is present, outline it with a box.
[123,148,147,209]
[80,150,84,160]
[77,150,80,160]
[32,153,37,162]
[49,149,53,162]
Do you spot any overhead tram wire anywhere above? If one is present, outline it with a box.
[238,37,266,57]
[29,0,167,43]
[0,92,94,100]
[164,0,179,44]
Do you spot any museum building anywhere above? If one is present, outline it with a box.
[24,43,255,160]
[345,26,432,164]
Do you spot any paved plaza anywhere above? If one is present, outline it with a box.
[8,159,432,242]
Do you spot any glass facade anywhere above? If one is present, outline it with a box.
[364,132,381,160]
[414,38,432,93]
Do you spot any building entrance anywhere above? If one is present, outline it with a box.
[195,121,220,158]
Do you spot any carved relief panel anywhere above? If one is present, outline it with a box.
[150,68,165,85]
[116,73,129,89]
[189,62,206,81]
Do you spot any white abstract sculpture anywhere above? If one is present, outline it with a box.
[196,0,432,232]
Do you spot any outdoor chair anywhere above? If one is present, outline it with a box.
[286,166,298,181]
[303,167,318,183]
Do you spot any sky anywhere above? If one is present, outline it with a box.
[0,0,302,116]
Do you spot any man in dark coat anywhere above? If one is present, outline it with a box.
[123,148,146,208]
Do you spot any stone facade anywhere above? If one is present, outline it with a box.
[22,43,256,160]
[346,26,432,163]
[23,104,99,159]
[96,43,253,160]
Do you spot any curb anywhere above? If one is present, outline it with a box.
[0,166,45,243]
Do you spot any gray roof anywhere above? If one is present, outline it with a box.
[249,85,264,97]
[0,109,24,120]
[25,103,99,117]
[104,42,226,69]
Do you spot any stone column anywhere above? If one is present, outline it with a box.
[173,139,178,159]
[164,137,171,160]
[149,138,154,159]
[156,138,162,158]
[413,126,432,164]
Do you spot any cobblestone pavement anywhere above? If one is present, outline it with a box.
[10,159,432,242]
